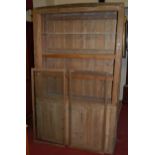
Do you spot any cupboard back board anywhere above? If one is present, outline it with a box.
[32,3,124,154]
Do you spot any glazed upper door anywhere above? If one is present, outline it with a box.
[32,69,65,144]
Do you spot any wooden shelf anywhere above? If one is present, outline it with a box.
[36,94,111,104]
[34,69,113,81]
[44,11,117,20]
[70,95,112,104]
[42,53,115,60]
[45,49,114,54]
[42,32,115,35]
[70,71,113,81]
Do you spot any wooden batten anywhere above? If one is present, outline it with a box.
[42,53,115,60]
[112,5,124,105]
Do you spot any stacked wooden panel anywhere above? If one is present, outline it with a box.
[32,3,124,154]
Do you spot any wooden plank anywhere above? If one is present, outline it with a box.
[42,32,114,35]
[71,75,113,81]
[42,53,115,60]
[32,68,65,72]
[104,105,117,154]
[45,11,117,20]
[43,58,114,75]
[69,96,111,104]
[45,49,114,54]
[68,71,72,146]
[112,5,124,105]
[33,3,123,14]
[33,12,43,68]
[102,80,107,153]
[70,71,113,81]
[31,68,37,139]
[64,71,69,146]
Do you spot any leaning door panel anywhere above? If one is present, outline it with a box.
[32,69,65,144]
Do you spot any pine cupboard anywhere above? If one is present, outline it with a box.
[32,3,124,154]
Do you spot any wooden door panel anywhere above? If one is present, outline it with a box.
[70,102,105,151]
[36,97,64,143]
[69,71,112,151]
[32,69,65,144]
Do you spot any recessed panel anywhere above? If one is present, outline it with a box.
[33,70,65,144]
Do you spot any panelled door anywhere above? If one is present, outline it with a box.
[32,69,65,144]
[68,71,113,151]
[32,69,113,151]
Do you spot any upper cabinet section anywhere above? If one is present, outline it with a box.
[41,11,117,53]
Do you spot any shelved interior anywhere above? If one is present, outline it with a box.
[41,11,117,54]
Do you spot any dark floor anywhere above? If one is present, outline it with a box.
[27,104,128,155]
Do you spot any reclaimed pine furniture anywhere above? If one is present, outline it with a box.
[32,3,124,154]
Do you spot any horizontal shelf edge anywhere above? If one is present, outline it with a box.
[42,32,115,35]
[46,49,114,53]
[42,53,115,60]
[71,74,113,81]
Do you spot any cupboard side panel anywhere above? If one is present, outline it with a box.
[33,12,43,68]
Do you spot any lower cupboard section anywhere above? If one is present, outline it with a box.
[70,103,118,154]
[34,99,118,154]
